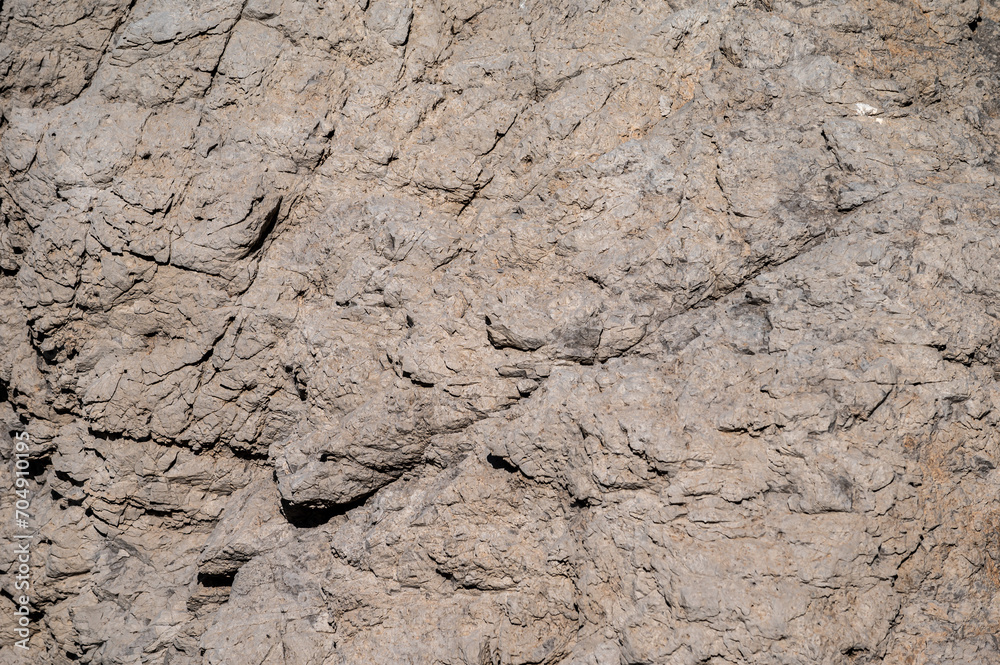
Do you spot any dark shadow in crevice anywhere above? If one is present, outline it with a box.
[26,456,50,480]
[486,453,520,474]
[197,571,237,588]
[0,589,45,623]
[226,445,269,461]
[51,488,84,507]
[87,428,124,442]
[144,507,179,519]
[54,469,85,487]
[280,489,377,528]
[401,371,435,387]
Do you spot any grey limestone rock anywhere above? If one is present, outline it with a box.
[3,0,1000,663]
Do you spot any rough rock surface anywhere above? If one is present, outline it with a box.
[2,0,1000,663]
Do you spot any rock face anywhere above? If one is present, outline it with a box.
[2,0,1000,663]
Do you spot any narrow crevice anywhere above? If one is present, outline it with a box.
[69,0,140,103]
[401,371,435,387]
[87,428,123,442]
[241,196,283,259]
[199,0,250,103]
[280,489,377,528]
[144,507,181,519]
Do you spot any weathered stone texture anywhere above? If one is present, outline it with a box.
[2,0,1000,663]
